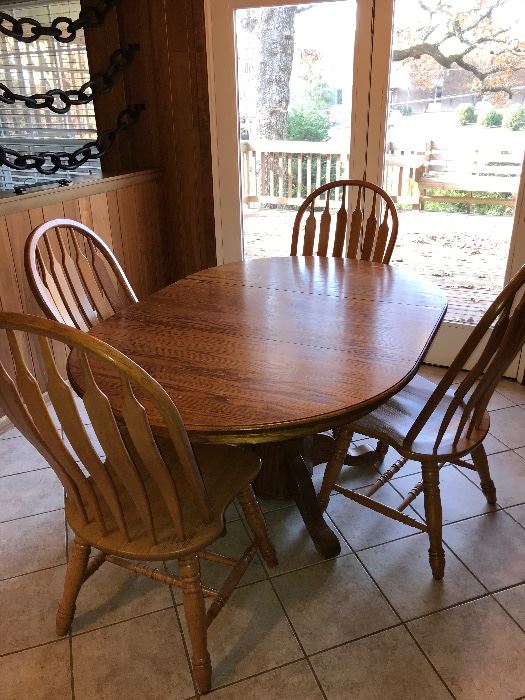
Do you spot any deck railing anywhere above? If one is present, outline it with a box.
[240,140,425,207]
[240,139,522,209]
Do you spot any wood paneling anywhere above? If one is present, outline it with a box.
[83,0,217,281]
[0,171,168,387]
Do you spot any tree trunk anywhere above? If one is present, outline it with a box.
[253,7,297,139]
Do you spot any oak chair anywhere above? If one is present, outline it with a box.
[0,312,277,694]
[292,180,398,468]
[291,179,399,262]
[25,218,137,330]
[318,264,525,580]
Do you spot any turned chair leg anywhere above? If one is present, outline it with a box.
[56,537,90,636]
[237,486,278,567]
[319,425,354,511]
[180,555,212,694]
[422,461,445,580]
[471,444,497,505]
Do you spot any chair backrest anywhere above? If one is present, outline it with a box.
[25,218,137,331]
[291,179,399,262]
[0,312,213,546]
[406,264,525,452]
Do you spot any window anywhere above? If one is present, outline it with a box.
[0,1,102,191]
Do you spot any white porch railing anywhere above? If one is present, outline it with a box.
[240,139,425,207]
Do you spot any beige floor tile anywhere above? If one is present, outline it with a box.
[225,500,240,521]
[393,465,496,525]
[259,504,350,577]
[72,559,174,634]
[333,449,382,491]
[257,494,295,514]
[311,625,450,700]
[496,378,525,404]
[0,437,50,478]
[409,596,525,700]
[419,364,447,383]
[483,434,510,455]
[482,450,525,508]
[168,519,268,604]
[0,565,66,654]
[272,554,398,654]
[73,608,194,699]
[0,510,66,580]
[181,580,302,689]
[0,640,72,700]
[494,584,525,628]
[327,487,422,551]
[487,406,525,449]
[487,391,515,411]
[443,511,525,591]
[0,425,22,440]
[358,533,485,620]
[207,660,323,699]
[506,503,525,527]
[0,468,64,523]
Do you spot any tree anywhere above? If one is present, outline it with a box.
[393,0,525,102]
[237,5,315,140]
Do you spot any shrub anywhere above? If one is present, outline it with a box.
[399,104,412,116]
[504,105,525,131]
[457,104,477,125]
[287,107,330,141]
[481,109,503,127]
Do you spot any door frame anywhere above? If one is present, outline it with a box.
[205,0,525,379]
[204,0,390,264]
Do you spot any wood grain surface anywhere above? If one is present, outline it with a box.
[68,257,447,443]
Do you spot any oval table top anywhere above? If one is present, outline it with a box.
[68,256,447,443]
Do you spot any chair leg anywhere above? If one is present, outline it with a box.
[180,555,212,695]
[471,444,497,505]
[56,537,90,636]
[421,461,445,580]
[237,486,278,567]
[319,425,354,511]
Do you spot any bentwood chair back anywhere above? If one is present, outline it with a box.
[25,218,137,330]
[0,312,276,694]
[319,264,525,580]
[291,179,399,262]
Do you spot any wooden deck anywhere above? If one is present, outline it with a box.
[243,207,512,325]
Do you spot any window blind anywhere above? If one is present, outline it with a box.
[0,1,102,190]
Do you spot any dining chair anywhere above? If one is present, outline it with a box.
[292,180,399,468]
[25,218,137,330]
[0,312,277,694]
[318,264,525,580]
[291,179,399,262]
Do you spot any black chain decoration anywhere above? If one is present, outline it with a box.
[0,45,139,114]
[0,0,121,44]
[0,104,144,174]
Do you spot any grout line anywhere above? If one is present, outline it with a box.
[353,554,456,698]
[0,465,53,480]
[69,631,75,700]
[168,571,197,697]
[490,591,525,635]
[265,570,328,700]
[235,501,328,698]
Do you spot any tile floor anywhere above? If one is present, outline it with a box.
[1,366,525,699]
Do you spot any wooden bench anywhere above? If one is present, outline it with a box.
[418,141,521,209]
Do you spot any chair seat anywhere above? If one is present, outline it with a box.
[351,373,490,459]
[66,443,260,560]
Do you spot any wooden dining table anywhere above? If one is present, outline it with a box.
[68,256,447,559]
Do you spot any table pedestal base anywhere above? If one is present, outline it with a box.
[252,438,341,559]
